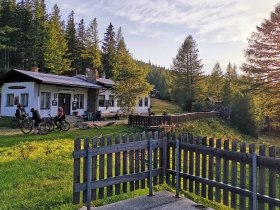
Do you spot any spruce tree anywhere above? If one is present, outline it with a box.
[170,35,203,111]
[65,10,79,75]
[207,62,223,100]
[101,22,116,78]
[82,17,101,72]
[76,18,86,74]
[43,3,71,74]
[242,3,280,120]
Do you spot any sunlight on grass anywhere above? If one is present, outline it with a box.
[151,98,183,114]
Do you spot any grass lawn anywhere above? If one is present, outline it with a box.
[0,124,144,209]
[150,98,183,115]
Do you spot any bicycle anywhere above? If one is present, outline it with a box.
[10,114,29,129]
[43,114,70,131]
[73,116,100,130]
[21,121,50,135]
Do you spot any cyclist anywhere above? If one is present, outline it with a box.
[30,108,42,134]
[54,107,65,128]
[15,104,23,121]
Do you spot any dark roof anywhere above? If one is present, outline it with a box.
[0,69,101,89]
[96,78,114,87]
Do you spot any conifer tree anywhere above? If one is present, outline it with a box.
[65,10,79,75]
[102,22,116,78]
[170,35,203,111]
[242,3,280,120]
[207,62,223,100]
[76,18,86,74]
[82,18,101,72]
[43,3,71,74]
[113,36,152,114]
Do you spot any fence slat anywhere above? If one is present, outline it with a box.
[182,133,189,191]
[73,138,81,204]
[249,144,255,210]
[189,134,194,193]
[159,132,164,184]
[135,133,140,189]
[122,135,128,193]
[215,139,221,203]
[240,142,247,209]
[141,132,146,189]
[98,136,105,199]
[153,131,159,186]
[269,146,276,210]
[114,135,121,195]
[201,137,207,198]
[129,134,135,192]
[83,138,89,203]
[107,136,113,197]
[258,145,266,209]
[231,141,238,209]
[208,138,214,201]
[195,137,201,195]
[91,137,98,200]
[171,133,176,186]
[166,133,171,185]
[223,140,229,206]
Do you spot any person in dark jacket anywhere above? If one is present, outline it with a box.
[15,104,23,120]
[30,108,41,129]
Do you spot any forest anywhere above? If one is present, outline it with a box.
[1,0,280,137]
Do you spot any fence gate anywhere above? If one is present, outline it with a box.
[73,131,280,210]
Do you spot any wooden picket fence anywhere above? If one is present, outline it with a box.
[128,112,218,127]
[73,131,280,210]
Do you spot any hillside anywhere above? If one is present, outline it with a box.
[150,98,183,114]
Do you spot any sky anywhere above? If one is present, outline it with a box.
[47,0,279,74]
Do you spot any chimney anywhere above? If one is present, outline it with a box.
[85,68,99,82]
[31,67,39,72]
[95,69,99,80]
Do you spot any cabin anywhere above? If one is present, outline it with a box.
[0,68,100,118]
[0,68,151,118]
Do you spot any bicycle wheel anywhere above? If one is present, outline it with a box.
[39,123,50,135]
[21,122,33,134]
[10,118,19,129]
[61,121,70,131]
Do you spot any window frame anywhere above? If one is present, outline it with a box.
[6,94,14,107]
[20,93,29,107]
[98,95,105,107]
[109,95,114,107]
[40,92,51,109]
[74,94,84,109]
[138,98,143,107]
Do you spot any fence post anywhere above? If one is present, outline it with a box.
[252,153,257,210]
[86,147,92,210]
[148,137,154,196]
[175,138,180,198]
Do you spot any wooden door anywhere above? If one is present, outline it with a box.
[58,93,71,115]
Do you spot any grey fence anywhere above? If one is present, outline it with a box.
[73,131,280,210]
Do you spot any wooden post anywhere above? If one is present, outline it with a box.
[195,137,201,195]
[182,133,189,191]
[208,138,214,201]
[201,137,207,198]
[153,131,159,185]
[107,136,113,196]
[258,145,266,209]
[223,140,229,206]
[269,146,276,210]
[189,134,194,193]
[129,134,135,192]
[115,135,121,195]
[73,138,81,204]
[231,141,238,209]
[249,144,255,210]
[215,139,221,203]
[159,132,164,184]
[98,136,105,199]
[171,133,176,186]
[83,138,89,203]
[140,132,146,189]
[135,133,140,189]
[122,135,128,193]
[240,142,247,209]
[91,137,98,200]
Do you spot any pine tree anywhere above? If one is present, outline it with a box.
[76,18,86,74]
[207,62,223,100]
[242,3,280,120]
[170,35,204,111]
[65,10,79,75]
[43,3,71,74]
[113,36,152,114]
[82,18,101,72]
[102,22,116,78]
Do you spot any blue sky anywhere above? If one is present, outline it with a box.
[48,0,278,74]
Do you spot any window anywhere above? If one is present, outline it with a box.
[117,99,122,107]
[144,97,149,107]
[74,94,84,109]
[6,94,14,106]
[21,93,29,107]
[109,95,114,107]
[41,92,51,109]
[98,95,105,107]
[138,98,143,107]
